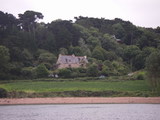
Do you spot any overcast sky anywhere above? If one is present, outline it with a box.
[1,0,160,28]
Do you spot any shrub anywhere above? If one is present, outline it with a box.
[77,67,87,73]
[58,68,72,78]
[71,71,80,78]
[87,64,99,77]
[136,72,145,80]
[0,88,8,98]
[101,65,109,76]
[35,64,49,78]
[71,68,87,77]
[21,67,34,78]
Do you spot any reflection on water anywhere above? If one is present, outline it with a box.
[0,104,160,120]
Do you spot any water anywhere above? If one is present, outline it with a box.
[0,104,160,120]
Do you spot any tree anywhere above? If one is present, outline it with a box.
[124,45,141,71]
[38,50,57,69]
[13,28,38,52]
[0,45,10,66]
[73,24,91,40]
[137,29,157,49]
[87,64,99,77]
[18,10,43,32]
[133,47,158,70]
[132,52,145,70]
[35,23,56,52]
[69,46,82,56]
[0,11,18,37]
[101,65,110,76]
[35,64,49,78]
[105,51,118,61]
[18,11,44,52]
[21,67,34,79]
[101,34,118,51]
[92,47,105,61]
[145,51,160,90]
[112,23,125,39]
[38,52,56,64]
[2,35,22,49]
[142,47,157,56]
[59,48,68,55]
[111,61,129,75]
[86,36,101,50]
[48,20,81,49]
[9,47,23,61]
[0,45,10,79]
[78,38,91,56]
[9,62,23,78]
[21,49,33,66]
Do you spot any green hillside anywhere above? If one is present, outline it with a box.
[0,10,160,81]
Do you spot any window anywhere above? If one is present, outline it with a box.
[81,64,84,67]
[65,59,68,63]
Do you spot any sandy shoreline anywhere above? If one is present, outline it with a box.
[0,97,160,105]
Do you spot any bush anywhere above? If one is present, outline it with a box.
[58,68,88,78]
[101,65,109,76]
[35,64,49,78]
[71,68,87,77]
[0,88,8,98]
[58,68,72,78]
[77,67,87,73]
[136,72,145,80]
[87,64,99,77]
[71,71,80,78]
[21,67,34,78]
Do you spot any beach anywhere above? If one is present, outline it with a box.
[0,97,160,105]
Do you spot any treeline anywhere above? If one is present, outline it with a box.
[0,10,160,80]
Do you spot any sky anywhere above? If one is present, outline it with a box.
[1,0,160,28]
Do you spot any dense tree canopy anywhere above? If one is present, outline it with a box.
[0,10,160,80]
[18,10,43,32]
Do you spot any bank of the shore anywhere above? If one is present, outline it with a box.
[0,97,160,105]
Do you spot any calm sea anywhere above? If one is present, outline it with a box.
[0,104,160,120]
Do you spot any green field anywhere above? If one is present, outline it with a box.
[1,79,158,97]
[0,80,150,92]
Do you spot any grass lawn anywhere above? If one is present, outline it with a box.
[0,80,151,93]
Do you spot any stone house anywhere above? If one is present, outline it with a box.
[56,54,88,69]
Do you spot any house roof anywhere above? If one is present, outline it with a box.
[57,54,88,64]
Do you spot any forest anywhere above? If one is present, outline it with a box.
[0,10,160,82]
